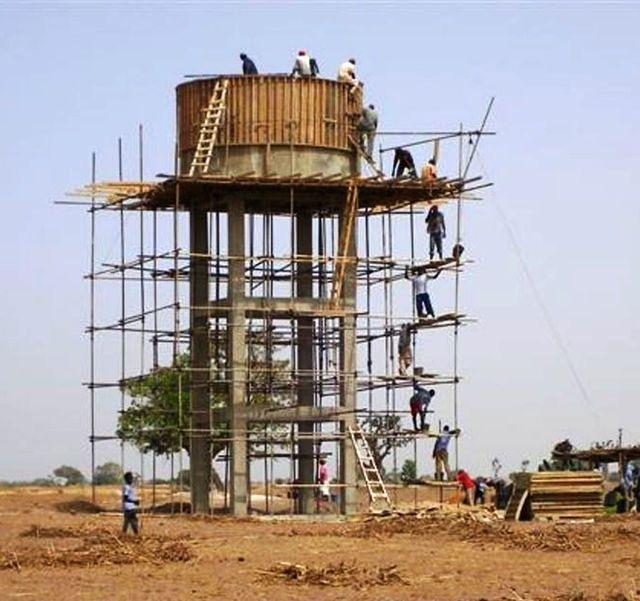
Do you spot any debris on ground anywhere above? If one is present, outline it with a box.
[3,526,193,570]
[337,506,640,552]
[257,560,409,588]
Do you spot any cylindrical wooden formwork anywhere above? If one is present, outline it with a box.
[176,75,362,177]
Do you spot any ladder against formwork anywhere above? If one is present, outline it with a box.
[330,184,358,306]
[348,134,384,178]
[505,487,529,521]
[348,426,392,510]
[188,78,230,177]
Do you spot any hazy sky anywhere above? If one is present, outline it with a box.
[1,2,638,482]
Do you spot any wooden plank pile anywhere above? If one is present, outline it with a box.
[528,471,604,521]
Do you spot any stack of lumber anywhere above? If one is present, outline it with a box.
[529,471,604,520]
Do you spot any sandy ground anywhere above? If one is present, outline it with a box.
[1,486,639,601]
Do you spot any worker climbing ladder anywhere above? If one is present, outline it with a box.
[188,78,230,177]
[348,425,392,509]
[330,184,358,307]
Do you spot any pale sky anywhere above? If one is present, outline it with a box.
[1,2,638,482]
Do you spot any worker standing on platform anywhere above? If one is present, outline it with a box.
[421,158,437,182]
[409,383,435,432]
[291,50,312,77]
[406,266,442,318]
[240,53,258,75]
[392,148,417,178]
[398,323,413,376]
[432,425,460,481]
[456,469,475,505]
[425,205,446,262]
[338,58,359,91]
[357,104,378,158]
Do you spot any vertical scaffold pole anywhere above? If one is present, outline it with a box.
[89,151,97,505]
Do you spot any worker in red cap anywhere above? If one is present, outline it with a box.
[292,50,320,78]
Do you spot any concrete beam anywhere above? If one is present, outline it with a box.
[211,405,351,424]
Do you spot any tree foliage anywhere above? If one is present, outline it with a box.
[117,349,291,458]
[400,459,417,483]
[53,465,86,485]
[94,462,123,485]
[360,415,411,476]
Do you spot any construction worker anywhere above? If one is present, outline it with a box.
[397,323,412,376]
[392,148,417,178]
[456,469,475,505]
[122,471,140,535]
[474,476,488,505]
[421,158,437,182]
[317,458,331,509]
[432,425,460,481]
[406,266,442,318]
[357,104,378,158]
[623,462,635,512]
[425,205,446,262]
[291,50,313,77]
[409,383,435,432]
[337,58,359,91]
[240,53,258,75]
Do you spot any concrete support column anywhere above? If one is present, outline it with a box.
[228,199,248,515]
[189,207,211,514]
[339,208,358,515]
[296,211,315,513]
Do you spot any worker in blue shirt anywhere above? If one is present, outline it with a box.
[240,53,258,75]
[432,425,460,481]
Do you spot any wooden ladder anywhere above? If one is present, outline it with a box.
[188,78,230,177]
[348,134,384,178]
[330,184,358,306]
[348,425,392,509]
[505,487,529,521]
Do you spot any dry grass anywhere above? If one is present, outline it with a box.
[2,525,193,570]
[257,560,409,588]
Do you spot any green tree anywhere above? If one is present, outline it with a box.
[94,462,123,485]
[117,350,291,460]
[53,465,86,485]
[400,459,417,483]
[360,415,411,477]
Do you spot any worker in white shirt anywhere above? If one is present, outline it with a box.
[122,471,140,535]
[406,266,442,318]
[337,58,359,91]
[291,50,317,77]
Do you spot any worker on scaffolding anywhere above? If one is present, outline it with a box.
[357,104,378,158]
[392,147,417,179]
[432,425,460,481]
[406,266,442,318]
[240,53,258,75]
[397,323,413,376]
[421,158,438,182]
[337,58,360,92]
[425,205,447,262]
[409,382,435,432]
[291,50,319,78]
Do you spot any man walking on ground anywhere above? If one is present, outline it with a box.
[409,383,435,432]
[432,425,460,481]
[357,104,378,158]
[425,205,446,261]
[406,266,442,318]
[240,53,258,75]
[392,147,417,178]
[122,471,140,535]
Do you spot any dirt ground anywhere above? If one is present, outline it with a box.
[1,486,639,601]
